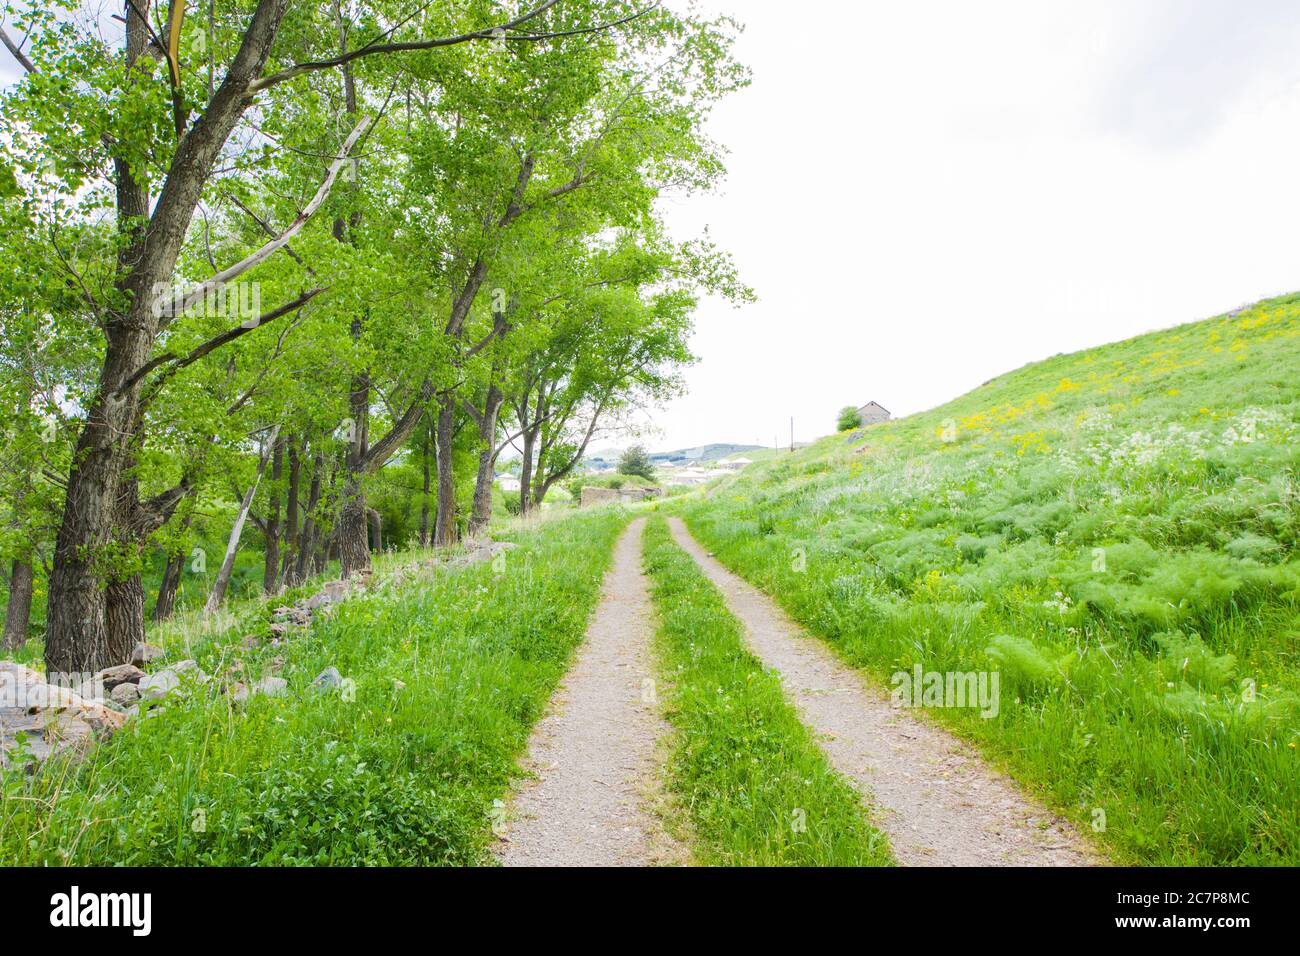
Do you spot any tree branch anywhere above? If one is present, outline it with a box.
[248,0,572,93]
[359,378,436,475]
[525,172,593,212]
[461,398,484,429]
[464,309,511,360]
[134,477,195,538]
[227,194,316,274]
[128,286,327,398]
[0,25,35,73]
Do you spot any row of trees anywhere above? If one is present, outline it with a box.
[0,1,749,675]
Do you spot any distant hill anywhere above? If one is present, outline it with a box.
[649,443,766,464]
[585,443,766,469]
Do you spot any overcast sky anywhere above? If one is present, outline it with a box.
[645,0,1300,451]
[6,2,1300,453]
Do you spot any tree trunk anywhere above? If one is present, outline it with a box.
[262,434,285,594]
[434,395,458,546]
[368,507,382,554]
[294,524,315,585]
[44,2,152,678]
[468,385,504,538]
[104,469,145,665]
[105,575,144,665]
[468,452,496,537]
[519,424,539,516]
[293,451,324,586]
[43,0,291,677]
[155,554,183,622]
[338,476,370,577]
[46,346,149,674]
[280,438,301,583]
[205,488,256,613]
[154,503,194,623]
[338,312,373,576]
[263,534,281,595]
[1,560,34,651]
[419,415,432,548]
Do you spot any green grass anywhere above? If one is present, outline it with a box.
[0,525,323,651]
[677,294,1300,866]
[641,516,893,866]
[0,507,630,865]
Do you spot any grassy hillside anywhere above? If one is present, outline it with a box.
[678,293,1300,865]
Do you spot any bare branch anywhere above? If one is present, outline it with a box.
[160,117,368,321]
[227,194,315,274]
[0,25,35,73]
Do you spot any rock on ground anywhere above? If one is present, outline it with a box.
[110,682,141,706]
[310,667,342,691]
[131,642,164,667]
[1,662,129,768]
[139,660,207,701]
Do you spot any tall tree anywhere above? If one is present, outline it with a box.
[2,0,633,673]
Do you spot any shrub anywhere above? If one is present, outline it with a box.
[1224,532,1282,563]
[985,634,1058,692]
[1151,630,1237,691]
[837,406,863,431]
[618,445,655,480]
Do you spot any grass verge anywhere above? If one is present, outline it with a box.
[641,516,893,866]
[0,507,629,865]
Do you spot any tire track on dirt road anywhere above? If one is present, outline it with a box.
[667,517,1100,867]
[496,518,684,867]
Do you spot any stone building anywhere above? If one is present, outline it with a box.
[856,401,892,425]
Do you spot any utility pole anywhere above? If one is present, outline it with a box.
[789,417,794,453]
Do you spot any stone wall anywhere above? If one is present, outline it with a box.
[580,486,661,507]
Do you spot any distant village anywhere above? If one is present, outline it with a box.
[586,444,762,487]
[492,403,891,505]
